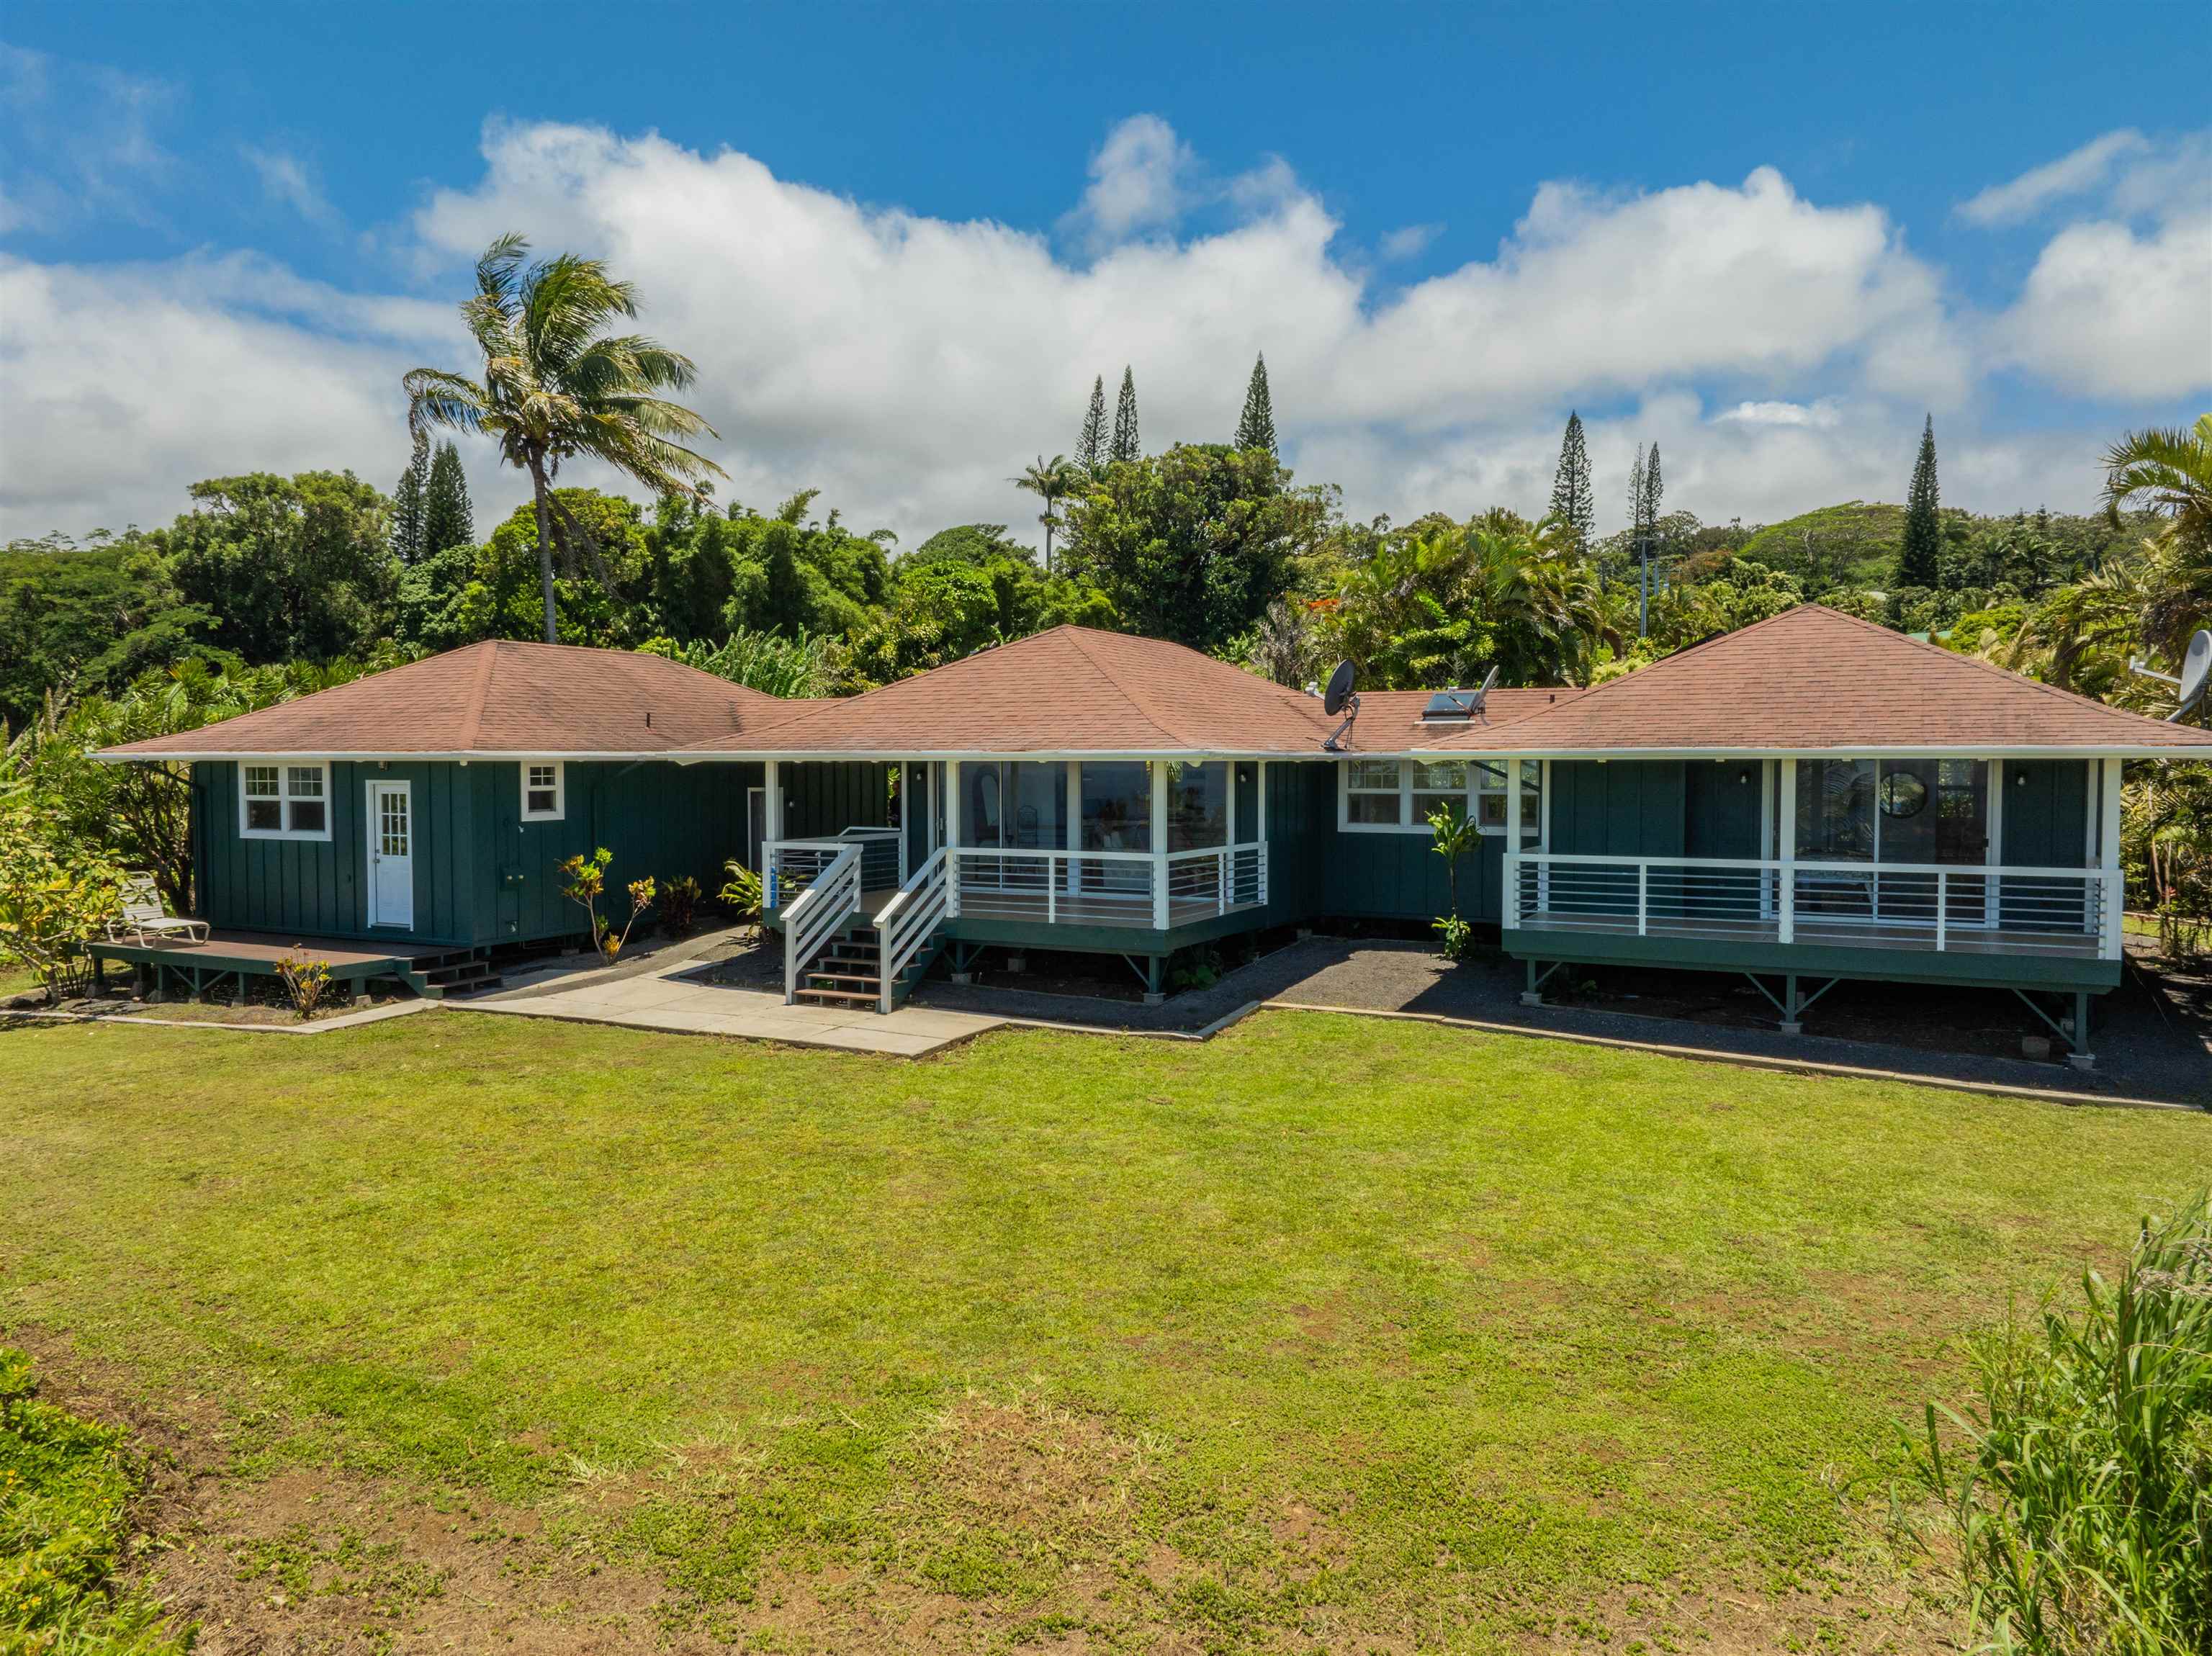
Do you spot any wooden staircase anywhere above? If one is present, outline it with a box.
[793,919,939,1012]
[395,948,505,1000]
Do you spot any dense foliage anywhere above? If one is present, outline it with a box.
[1910,1192,2212,1656]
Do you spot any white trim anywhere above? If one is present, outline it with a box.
[520,759,565,822]
[238,759,333,842]
[1334,756,1541,836]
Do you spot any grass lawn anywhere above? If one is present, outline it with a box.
[2,1009,2206,1653]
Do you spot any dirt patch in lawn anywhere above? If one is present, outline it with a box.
[5,1326,709,1655]
[1523,1559,1959,1655]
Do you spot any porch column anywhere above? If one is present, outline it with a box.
[1256,760,1269,905]
[2100,756,2124,958]
[1151,760,1169,929]
[945,760,962,917]
[1778,758,1797,945]
[764,758,783,906]
[1504,755,1524,927]
[1065,762,1082,899]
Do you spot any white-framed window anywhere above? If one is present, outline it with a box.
[240,760,331,840]
[521,760,565,822]
[1339,758,1541,835]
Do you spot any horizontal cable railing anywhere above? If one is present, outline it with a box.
[873,847,949,1013]
[783,844,861,1002]
[1505,851,2118,960]
[767,829,902,909]
[945,843,1267,928]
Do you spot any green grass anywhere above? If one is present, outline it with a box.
[1,1347,189,1654]
[2,1009,2207,1652]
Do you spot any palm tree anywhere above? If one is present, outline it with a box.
[403,234,725,643]
[2105,415,2212,657]
[1012,454,1084,572]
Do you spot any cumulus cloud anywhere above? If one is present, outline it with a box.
[1378,222,1441,261]
[1956,129,2150,226]
[1982,129,2212,400]
[0,113,2164,543]
[0,42,178,234]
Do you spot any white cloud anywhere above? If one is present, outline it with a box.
[1063,114,1194,249]
[1981,129,2212,400]
[244,145,339,228]
[0,114,2155,544]
[1956,130,2149,226]
[1378,222,1441,261]
[0,42,178,233]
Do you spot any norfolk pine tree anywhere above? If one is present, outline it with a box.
[1076,377,1108,474]
[1110,366,1140,463]
[1547,412,1593,554]
[1899,415,1941,588]
[391,430,430,562]
[423,441,475,555]
[1235,353,1278,458]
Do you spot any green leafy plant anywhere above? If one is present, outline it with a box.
[1907,1191,2212,1655]
[274,954,333,1020]
[0,802,124,1004]
[557,849,655,964]
[1168,944,1223,992]
[659,874,701,934]
[0,1346,191,1652]
[719,860,763,923]
[1432,915,1475,961]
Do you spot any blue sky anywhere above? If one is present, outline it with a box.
[3,0,2207,544]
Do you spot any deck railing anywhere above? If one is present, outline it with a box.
[946,842,1267,929]
[765,828,904,909]
[1503,852,2121,960]
[783,842,863,1002]
[873,847,950,1013]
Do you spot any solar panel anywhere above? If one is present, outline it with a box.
[1422,690,1479,721]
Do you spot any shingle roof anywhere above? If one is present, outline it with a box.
[97,640,795,759]
[1419,604,2212,755]
[673,626,1574,757]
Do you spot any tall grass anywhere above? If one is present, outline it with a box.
[640,628,832,698]
[1911,1192,2212,1655]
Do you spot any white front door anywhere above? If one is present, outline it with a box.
[367,780,415,928]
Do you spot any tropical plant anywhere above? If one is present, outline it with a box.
[557,850,657,965]
[2105,415,2212,658]
[1427,798,1483,932]
[1907,1192,2212,1656]
[274,953,333,1020]
[1012,454,1084,572]
[0,801,124,1004]
[658,873,701,933]
[403,234,727,644]
[639,628,832,698]
[719,860,764,923]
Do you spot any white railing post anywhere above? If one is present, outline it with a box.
[1637,863,1648,935]
[1936,870,1947,952]
[944,762,962,917]
[1778,759,1797,945]
[2102,869,2124,960]
[1502,852,1521,930]
[1259,842,1269,906]
[1218,848,1228,915]
[1151,762,1169,929]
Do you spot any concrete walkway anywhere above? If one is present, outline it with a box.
[455,958,1003,1057]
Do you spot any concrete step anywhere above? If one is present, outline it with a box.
[794,986,881,1004]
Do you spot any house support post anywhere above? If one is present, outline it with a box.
[949,939,977,985]
[763,759,783,908]
[1778,758,1797,945]
[1520,958,1565,1006]
[2067,989,2096,1071]
[1142,954,1164,1007]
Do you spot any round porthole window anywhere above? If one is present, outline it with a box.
[1877,771,1928,819]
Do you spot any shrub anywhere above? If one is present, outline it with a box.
[274,954,333,1020]
[0,802,125,1004]
[1432,914,1475,961]
[557,850,655,964]
[1908,1192,2212,1655]
[660,874,701,933]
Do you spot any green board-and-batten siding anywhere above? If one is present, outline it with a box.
[194,757,777,948]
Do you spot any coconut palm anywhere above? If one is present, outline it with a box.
[403,234,725,643]
[2104,414,2212,657]
[1012,454,1084,572]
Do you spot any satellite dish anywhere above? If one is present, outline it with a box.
[1323,660,1357,717]
[1470,663,1500,710]
[2173,629,2212,722]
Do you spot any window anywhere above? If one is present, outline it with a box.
[1344,759,1403,826]
[1341,758,1541,835]
[1079,762,1151,852]
[962,762,1064,849]
[521,761,564,822]
[1164,761,1228,851]
[240,761,331,840]
[1796,759,1987,865]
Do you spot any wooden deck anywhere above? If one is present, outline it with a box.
[88,930,485,999]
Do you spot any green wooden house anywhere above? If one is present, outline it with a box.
[97,607,2212,1061]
